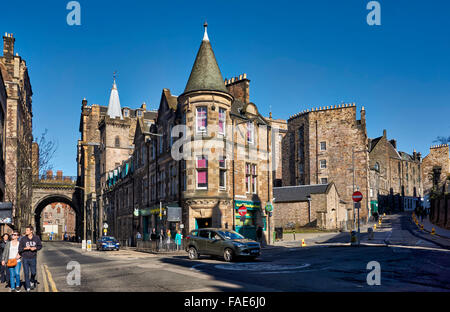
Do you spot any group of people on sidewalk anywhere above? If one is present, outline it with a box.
[0,225,42,292]
[137,228,183,251]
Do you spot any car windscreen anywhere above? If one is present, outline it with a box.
[217,230,245,240]
[103,237,117,242]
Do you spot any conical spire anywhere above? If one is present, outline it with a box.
[107,74,123,119]
[184,23,228,94]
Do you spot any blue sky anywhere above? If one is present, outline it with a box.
[1,0,449,176]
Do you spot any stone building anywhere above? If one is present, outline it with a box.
[0,33,33,233]
[40,202,76,240]
[273,183,345,230]
[102,24,275,244]
[0,66,6,203]
[422,144,450,196]
[268,116,287,187]
[282,104,369,229]
[77,77,156,242]
[368,130,423,213]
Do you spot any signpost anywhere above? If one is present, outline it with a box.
[352,191,363,245]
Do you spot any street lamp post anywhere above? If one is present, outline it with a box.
[352,147,369,244]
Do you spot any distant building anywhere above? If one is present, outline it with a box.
[368,130,422,213]
[77,77,157,242]
[40,202,76,240]
[0,33,33,233]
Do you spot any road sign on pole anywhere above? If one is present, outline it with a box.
[352,191,363,202]
[238,205,247,216]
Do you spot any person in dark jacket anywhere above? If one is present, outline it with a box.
[0,233,10,286]
[18,225,42,292]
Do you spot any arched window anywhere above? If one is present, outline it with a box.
[115,136,120,148]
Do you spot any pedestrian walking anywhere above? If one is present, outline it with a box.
[159,229,165,251]
[1,231,22,292]
[18,225,42,292]
[0,233,11,287]
[256,226,263,244]
[150,228,158,251]
[174,230,183,251]
[166,229,172,251]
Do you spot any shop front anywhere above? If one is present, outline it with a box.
[234,200,264,241]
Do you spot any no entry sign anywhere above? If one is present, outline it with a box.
[352,191,363,202]
[238,205,247,216]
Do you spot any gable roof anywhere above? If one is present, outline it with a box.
[273,184,333,203]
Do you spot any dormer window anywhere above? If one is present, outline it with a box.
[123,109,129,118]
[247,121,254,144]
[137,110,143,117]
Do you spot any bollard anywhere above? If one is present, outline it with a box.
[420,224,424,231]
[368,227,374,240]
[350,231,358,246]
[374,224,377,230]
[301,239,306,247]
[431,228,436,235]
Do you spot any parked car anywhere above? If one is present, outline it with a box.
[97,236,120,251]
[185,228,261,262]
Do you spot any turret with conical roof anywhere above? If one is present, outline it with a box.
[183,22,229,95]
[107,77,123,119]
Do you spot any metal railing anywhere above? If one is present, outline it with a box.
[136,238,185,253]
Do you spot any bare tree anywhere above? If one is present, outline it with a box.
[433,136,450,145]
[34,129,58,177]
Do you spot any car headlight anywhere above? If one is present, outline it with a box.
[102,243,107,245]
[233,242,245,248]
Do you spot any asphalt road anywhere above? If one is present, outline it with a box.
[35,215,450,292]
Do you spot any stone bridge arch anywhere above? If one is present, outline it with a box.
[32,185,83,238]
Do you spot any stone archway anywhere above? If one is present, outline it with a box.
[33,194,81,239]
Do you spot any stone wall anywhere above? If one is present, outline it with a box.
[283,104,369,223]
[422,145,450,196]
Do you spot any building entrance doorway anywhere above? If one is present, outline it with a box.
[195,218,212,229]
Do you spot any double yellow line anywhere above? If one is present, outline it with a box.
[41,264,58,292]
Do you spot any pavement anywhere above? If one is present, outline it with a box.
[417,216,450,239]
[271,213,450,250]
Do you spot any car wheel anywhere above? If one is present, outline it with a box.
[188,247,199,260]
[224,248,234,262]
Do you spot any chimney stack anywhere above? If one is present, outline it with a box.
[3,33,15,58]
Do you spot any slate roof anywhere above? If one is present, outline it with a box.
[273,184,331,203]
[230,99,269,125]
[183,31,229,94]
[369,136,382,152]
